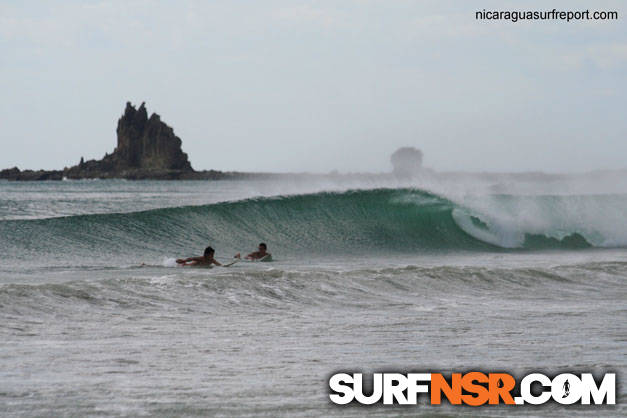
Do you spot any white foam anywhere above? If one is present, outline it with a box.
[163,257,178,268]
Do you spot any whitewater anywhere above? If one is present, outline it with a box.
[0,177,625,417]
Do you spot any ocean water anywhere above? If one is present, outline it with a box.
[0,178,625,416]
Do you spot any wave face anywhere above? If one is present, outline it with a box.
[0,188,624,266]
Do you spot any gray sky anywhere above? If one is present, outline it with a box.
[1,0,625,173]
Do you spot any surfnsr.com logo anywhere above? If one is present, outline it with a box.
[329,372,616,406]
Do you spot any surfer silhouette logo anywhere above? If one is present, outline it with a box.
[563,379,570,398]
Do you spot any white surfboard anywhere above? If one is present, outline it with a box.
[222,258,241,267]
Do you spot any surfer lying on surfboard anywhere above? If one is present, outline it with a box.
[176,246,222,267]
[235,242,271,261]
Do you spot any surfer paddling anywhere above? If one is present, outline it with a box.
[176,246,222,267]
[235,242,271,261]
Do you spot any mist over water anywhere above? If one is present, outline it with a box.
[1,175,626,416]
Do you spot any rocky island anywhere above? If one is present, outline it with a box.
[0,102,272,181]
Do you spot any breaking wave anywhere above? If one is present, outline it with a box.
[1,189,625,265]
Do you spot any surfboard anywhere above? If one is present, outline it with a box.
[222,258,241,267]
[179,263,212,268]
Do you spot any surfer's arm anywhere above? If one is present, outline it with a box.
[211,257,222,266]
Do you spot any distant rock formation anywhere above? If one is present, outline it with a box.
[62,102,193,179]
[390,147,423,178]
[0,101,289,181]
[115,102,192,171]
[0,166,64,181]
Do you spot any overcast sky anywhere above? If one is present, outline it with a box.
[1,0,625,173]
